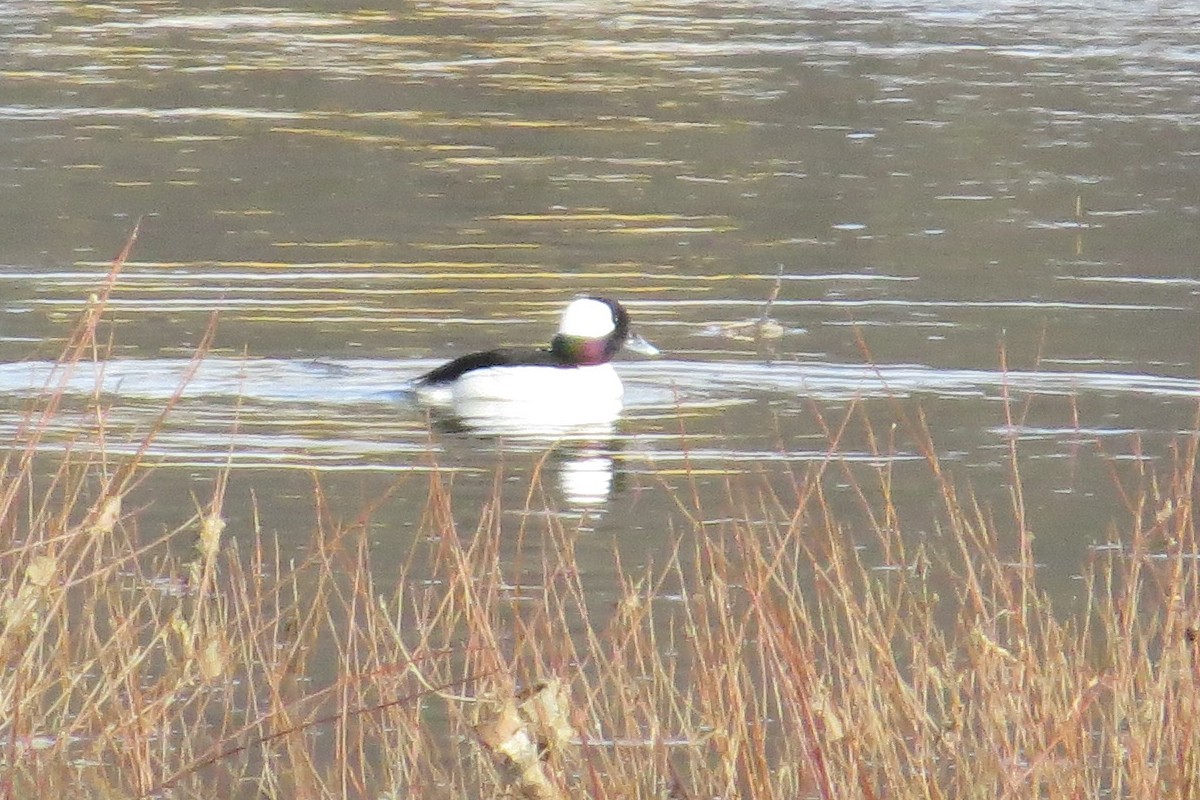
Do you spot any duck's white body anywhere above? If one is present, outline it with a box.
[415,362,623,407]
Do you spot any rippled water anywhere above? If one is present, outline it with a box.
[2,0,1199,588]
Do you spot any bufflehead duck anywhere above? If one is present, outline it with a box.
[412,296,658,417]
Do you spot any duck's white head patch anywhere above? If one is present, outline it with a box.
[558,297,616,339]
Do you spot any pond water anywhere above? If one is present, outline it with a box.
[2,0,1199,602]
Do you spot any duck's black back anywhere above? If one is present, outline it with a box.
[416,347,574,386]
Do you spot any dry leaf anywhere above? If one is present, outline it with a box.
[199,637,226,682]
[476,698,564,800]
[198,514,226,560]
[89,495,122,536]
[26,555,58,588]
[518,680,576,754]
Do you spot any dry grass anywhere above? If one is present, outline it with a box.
[0,231,1197,799]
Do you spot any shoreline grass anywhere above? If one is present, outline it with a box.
[0,235,1197,798]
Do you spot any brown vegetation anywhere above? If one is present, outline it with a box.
[0,231,1196,798]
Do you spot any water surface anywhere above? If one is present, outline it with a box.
[2,0,1198,597]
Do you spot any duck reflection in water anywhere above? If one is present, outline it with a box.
[422,415,633,508]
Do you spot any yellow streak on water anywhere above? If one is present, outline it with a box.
[491,213,725,222]
[78,260,521,269]
[415,243,542,251]
[273,240,393,248]
[270,126,407,145]
[70,260,743,287]
[427,144,494,152]
[153,135,241,142]
[2,71,63,79]
[100,277,695,291]
[65,262,729,287]
[344,111,425,121]
[442,157,556,166]
[596,226,736,235]
[423,118,574,129]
